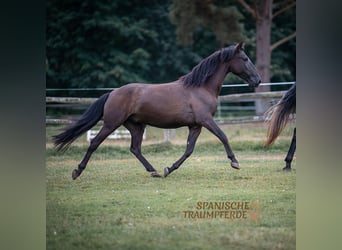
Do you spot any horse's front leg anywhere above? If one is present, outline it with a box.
[164,126,202,177]
[202,118,240,169]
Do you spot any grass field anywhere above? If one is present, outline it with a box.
[46,122,296,250]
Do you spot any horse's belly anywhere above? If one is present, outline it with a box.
[130,105,195,129]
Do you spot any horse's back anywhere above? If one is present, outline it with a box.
[104,82,194,127]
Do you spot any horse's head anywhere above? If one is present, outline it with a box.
[229,42,261,87]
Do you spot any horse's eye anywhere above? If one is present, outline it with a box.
[242,57,248,62]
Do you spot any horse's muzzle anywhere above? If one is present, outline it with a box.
[248,78,261,87]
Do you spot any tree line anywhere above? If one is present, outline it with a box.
[46,0,295,98]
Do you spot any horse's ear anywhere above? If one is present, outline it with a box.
[236,42,245,51]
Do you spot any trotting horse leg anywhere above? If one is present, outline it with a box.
[283,127,296,171]
[72,124,117,180]
[164,126,202,177]
[202,118,240,169]
[124,121,162,177]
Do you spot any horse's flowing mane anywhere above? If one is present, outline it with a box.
[181,45,235,87]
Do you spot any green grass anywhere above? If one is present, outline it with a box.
[46,123,296,250]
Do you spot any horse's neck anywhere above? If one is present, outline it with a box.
[206,64,229,97]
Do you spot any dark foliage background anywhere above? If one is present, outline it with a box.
[46,0,295,96]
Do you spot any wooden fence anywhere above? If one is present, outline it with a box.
[46,91,285,105]
[46,90,286,125]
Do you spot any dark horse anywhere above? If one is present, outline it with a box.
[264,83,296,170]
[53,42,261,179]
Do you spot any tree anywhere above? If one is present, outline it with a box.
[46,0,204,96]
[169,0,296,114]
[46,1,158,90]
[236,0,296,114]
[169,0,245,47]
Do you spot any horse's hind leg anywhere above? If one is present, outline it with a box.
[124,121,161,177]
[72,123,118,180]
[283,128,296,171]
[164,126,202,177]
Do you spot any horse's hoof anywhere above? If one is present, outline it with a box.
[283,167,291,171]
[164,167,170,178]
[231,162,240,170]
[151,171,162,178]
[72,169,80,180]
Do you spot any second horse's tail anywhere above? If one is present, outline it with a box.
[53,93,110,151]
[264,84,296,146]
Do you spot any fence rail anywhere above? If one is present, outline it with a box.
[46,97,97,104]
[46,81,295,92]
[218,90,286,101]
[46,91,286,105]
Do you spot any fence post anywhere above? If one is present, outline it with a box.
[164,129,170,143]
[217,100,222,120]
[163,129,176,143]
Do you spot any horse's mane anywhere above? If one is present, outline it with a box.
[181,45,235,88]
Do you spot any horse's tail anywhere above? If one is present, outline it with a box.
[264,84,296,147]
[53,93,110,151]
